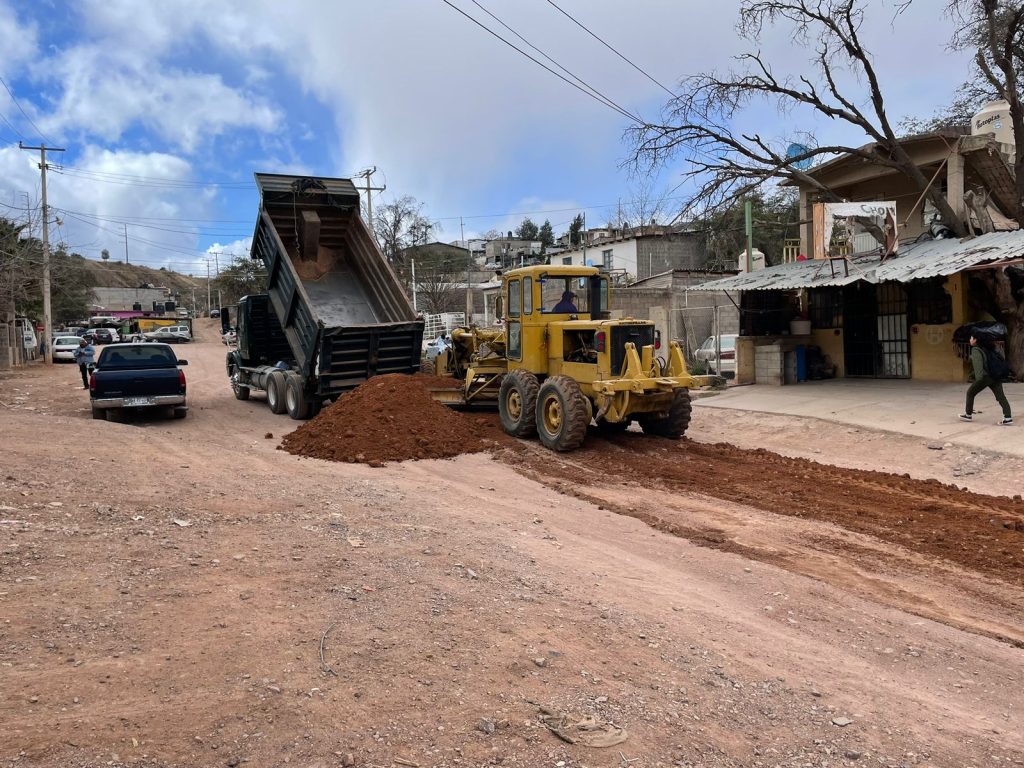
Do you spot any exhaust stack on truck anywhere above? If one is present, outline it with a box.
[224,174,424,419]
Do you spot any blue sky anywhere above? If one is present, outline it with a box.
[0,0,972,276]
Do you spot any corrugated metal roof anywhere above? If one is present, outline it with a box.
[689,230,1024,292]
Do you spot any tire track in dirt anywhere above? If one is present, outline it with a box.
[499,430,1024,589]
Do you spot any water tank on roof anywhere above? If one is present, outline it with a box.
[972,100,1015,146]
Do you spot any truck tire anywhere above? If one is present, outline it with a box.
[285,374,313,420]
[266,370,287,414]
[92,407,106,420]
[173,407,188,419]
[229,365,250,400]
[639,389,692,439]
[535,375,589,452]
[498,369,540,437]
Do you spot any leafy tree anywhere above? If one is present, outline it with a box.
[568,214,585,247]
[514,217,540,241]
[538,220,554,252]
[631,0,1024,374]
[696,190,800,269]
[213,256,267,305]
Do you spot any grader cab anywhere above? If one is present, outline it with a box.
[427,265,707,451]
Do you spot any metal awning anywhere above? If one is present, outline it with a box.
[689,229,1024,292]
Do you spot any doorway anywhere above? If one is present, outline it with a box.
[842,282,909,378]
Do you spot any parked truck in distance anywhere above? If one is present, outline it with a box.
[224,174,424,419]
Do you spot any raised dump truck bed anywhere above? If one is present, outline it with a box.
[224,174,424,419]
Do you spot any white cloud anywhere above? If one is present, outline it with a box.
[40,45,280,152]
[0,1,38,78]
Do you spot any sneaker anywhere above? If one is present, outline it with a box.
[958,413,972,421]
[999,417,1014,426]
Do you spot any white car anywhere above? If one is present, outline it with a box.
[143,325,192,343]
[52,336,83,362]
[695,334,738,377]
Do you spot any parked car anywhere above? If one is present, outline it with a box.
[209,309,220,318]
[52,336,83,362]
[83,328,119,344]
[89,343,188,421]
[143,325,192,343]
[695,334,738,377]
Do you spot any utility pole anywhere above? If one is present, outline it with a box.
[123,224,129,264]
[744,199,754,273]
[355,167,385,233]
[20,142,67,365]
[411,257,418,312]
[206,261,211,317]
[462,216,471,322]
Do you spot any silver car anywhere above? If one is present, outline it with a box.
[695,334,737,377]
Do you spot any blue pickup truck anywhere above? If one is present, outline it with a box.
[89,343,189,422]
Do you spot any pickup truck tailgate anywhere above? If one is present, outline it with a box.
[92,368,183,399]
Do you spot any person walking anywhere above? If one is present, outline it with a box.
[959,335,1012,425]
[72,338,95,389]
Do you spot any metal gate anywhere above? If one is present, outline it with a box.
[842,282,909,378]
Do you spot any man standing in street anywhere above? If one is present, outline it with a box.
[960,335,1013,425]
[72,338,95,389]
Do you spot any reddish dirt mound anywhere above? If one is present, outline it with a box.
[281,374,511,465]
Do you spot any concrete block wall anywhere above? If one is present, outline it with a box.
[755,344,783,385]
[635,236,707,280]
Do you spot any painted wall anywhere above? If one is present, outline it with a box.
[910,323,966,381]
[810,328,845,379]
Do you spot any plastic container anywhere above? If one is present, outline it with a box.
[790,319,811,335]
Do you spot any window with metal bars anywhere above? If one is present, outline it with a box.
[808,287,843,328]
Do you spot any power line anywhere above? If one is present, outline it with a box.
[545,0,678,99]
[0,75,52,144]
[438,0,645,126]
[0,109,26,142]
[466,0,643,123]
[52,167,255,190]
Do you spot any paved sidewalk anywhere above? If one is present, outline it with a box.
[694,379,1024,458]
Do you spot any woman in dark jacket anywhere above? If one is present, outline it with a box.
[959,335,1012,425]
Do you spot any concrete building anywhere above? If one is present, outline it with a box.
[555,229,710,283]
[92,287,175,313]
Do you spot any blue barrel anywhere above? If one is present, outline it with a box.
[795,345,808,382]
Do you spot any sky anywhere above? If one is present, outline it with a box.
[0,0,975,277]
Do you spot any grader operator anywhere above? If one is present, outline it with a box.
[426,265,708,452]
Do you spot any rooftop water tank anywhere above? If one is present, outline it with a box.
[972,99,1015,146]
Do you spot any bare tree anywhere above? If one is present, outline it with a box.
[631,1,962,230]
[372,195,438,272]
[631,0,1024,374]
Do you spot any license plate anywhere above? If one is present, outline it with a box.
[125,396,154,407]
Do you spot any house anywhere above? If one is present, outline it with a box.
[484,238,542,269]
[689,102,1021,385]
[555,227,710,283]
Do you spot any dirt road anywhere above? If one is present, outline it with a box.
[2,322,1022,767]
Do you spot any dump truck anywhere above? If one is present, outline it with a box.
[425,264,712,451]
[223,174,424,418]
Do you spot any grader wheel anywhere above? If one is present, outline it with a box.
[639,389,692,439]
[499,369,540,437]
[535,375,589,452]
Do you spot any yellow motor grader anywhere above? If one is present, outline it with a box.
[425,265,712,451]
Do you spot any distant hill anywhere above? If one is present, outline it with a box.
[74,255,207,296]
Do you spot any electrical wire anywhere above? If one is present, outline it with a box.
[0,109,26,142]
[0,75,52,145]
[467,0,644,123]
[438,0,646,126]
[545,0,678,99]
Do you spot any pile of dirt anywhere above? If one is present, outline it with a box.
[281,374,512,465]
